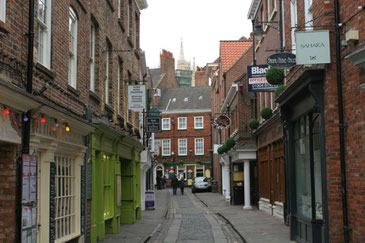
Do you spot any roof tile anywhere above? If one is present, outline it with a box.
[220,41,252,72]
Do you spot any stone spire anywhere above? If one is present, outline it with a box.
[179,38,185,61]
[177,38,191,70]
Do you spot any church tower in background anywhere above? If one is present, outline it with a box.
[176,38,193,87]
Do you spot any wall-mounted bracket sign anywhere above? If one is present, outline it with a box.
[247,65,278,92]
[295,30,331,65]
[213,114,231,129]
[146,117,161,133]
[267,52,296,68]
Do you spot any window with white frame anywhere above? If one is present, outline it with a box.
[68,7,78,88]
[304,0,313,29]
[54,155,76,240]
[267,0,277,20]
[194,116,203,129]
[178,139,187,156]
[162,118,170,130]
[195,138,204,155]
[196,165,204,177]
[117,59,122,115]
[37,0,52,68]
[270,92,274,110]
[178,117,187,130]
[90,23,96,92]
[290,0,298,54]
[105,43,110,104]
[162,139,171,156]
[127,0,131,36]
[118,0,122,19]
[0,0,6,22]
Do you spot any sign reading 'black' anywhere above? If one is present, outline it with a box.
[146,117,161,133]
[267,52,296,68]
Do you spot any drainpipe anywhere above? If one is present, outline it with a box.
[334,0,350,242]
[18,1,35,242]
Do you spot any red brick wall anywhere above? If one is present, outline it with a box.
[0,144,18,243]
[159,49,179,89]
[282,0,365,242]
[155,112,212,164]
[337,1,365,242]
[194,67,209,87]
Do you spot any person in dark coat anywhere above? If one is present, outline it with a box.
[179,178,185,195]
[172,176,179,195]
[156,175,161,190]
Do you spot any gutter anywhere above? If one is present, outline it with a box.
[334,0,350,241]
[220,84,238,113]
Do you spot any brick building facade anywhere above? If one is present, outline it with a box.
[194,66,209,87]
[247,0,365,242]
[0,0,148,242]
[153,86,212,187]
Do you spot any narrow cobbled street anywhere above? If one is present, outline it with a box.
[150,189,244,243]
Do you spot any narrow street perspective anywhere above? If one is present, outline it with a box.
[0,0,364,243]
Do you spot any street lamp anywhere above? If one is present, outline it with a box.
[251,0,283,52]
[253,24,264,42]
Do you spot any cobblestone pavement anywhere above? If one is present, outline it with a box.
[149,189,244,243]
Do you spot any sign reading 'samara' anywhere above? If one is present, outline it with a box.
[247,65,278,92]
[295,30,331,65]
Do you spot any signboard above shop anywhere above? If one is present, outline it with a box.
[267,52,296,68]
[247,65,278,92]
[295,30,331,65]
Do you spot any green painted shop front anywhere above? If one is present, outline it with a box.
[90,124,143,242]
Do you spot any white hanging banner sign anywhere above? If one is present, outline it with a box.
[128,85,146,111]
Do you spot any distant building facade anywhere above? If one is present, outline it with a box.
[153,86,212,187]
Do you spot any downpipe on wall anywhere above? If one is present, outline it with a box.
[333,0,350,241]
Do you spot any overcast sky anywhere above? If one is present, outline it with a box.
[141,0,253,69]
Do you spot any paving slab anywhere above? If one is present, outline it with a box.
[195,192,295,243]
[103,189,170,243]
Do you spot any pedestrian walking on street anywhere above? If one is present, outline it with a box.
[161,176,166,189]
[172,176,179,195]
[179,178,185,195]
[156,175,161,190]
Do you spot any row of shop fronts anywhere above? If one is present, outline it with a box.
[0,93,147,243]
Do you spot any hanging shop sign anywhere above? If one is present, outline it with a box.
[267,52,296,68]
[247,65,278,92]
[213,114,231,129]
[295,30,331,65]
[146,117,161,133]
[128,85,146,111]
[146,108,161,133]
